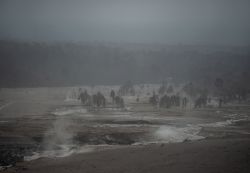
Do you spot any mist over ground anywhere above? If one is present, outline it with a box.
[1,1,250,173]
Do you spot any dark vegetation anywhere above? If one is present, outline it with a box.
[0,40,249,87]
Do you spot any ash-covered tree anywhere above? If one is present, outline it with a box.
[166,85,174,94]
[182,82,197,98]
[214,78,224,107]
[158,81,167,95]
[118,81,135,96]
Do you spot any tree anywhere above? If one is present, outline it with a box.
[167,85,174,94]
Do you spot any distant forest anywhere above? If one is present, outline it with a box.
[0,40,249,87]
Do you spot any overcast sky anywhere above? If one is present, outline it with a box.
[0,0,250,45]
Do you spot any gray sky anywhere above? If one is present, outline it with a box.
[0,0,250,45]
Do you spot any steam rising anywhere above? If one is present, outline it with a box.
[155,126,204,143]
[44,116,75,152]
[25,114,91,161]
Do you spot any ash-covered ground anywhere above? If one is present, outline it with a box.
[0,85,250,170]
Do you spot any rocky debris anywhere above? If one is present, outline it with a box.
[0,144,38,168]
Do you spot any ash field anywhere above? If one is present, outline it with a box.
[1,85,250,172]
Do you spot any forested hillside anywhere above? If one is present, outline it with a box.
[0,40,249,87]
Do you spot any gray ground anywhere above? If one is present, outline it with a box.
[9,138,250,173]
[0,87,250,172]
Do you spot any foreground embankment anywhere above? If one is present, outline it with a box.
[4,138,250,173]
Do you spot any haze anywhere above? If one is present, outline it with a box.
[1,0,250,45]
[1,1,250,173]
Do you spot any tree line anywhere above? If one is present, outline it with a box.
[0,40,249,88]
